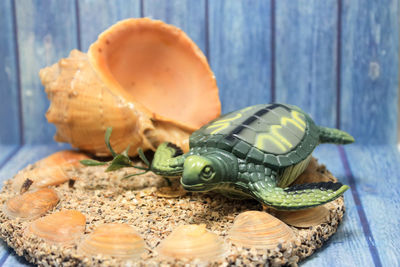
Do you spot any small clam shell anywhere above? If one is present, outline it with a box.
[155,185,187,198]
[78,224,145,259]
[12,150,89,192]
[3,188,59,220]
[275,205,330,228]
[228,211,295,250]
[26,210,86,244]
[157,224,226,261]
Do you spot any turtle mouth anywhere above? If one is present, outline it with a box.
[180,178,208,192]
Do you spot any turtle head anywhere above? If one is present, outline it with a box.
[181,152,236,191]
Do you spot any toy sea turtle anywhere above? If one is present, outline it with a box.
[151,103,354,210]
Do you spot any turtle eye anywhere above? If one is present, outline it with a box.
[201,166,214,180]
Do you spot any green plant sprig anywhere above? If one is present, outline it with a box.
[80,127,151,178]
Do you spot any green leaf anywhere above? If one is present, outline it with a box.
[137,148,150,166]
[80,159,107,166]
[106,154,132,172]
[105,127,117,157]
[121,170,149,180]
[122,145,131,158]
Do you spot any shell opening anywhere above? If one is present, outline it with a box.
[88,18,220,130]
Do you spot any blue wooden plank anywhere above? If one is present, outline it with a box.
[301,145,374,266]
[343,145,400,266]
[143,0,207,54]
[208,0,272,113]
[340,1,399,145]
[78,0,141,52]
[15,0,79,143]
[0,247,30,267]
[0,145,19,169]
[275,0,338,128]
[0,0,21,144]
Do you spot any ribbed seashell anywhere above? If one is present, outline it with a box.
[12,150,89,192]
[157,224,226,261]
[26,210,86,244]
[3,188,59,220]
[40,18,221,156]
[78,224,145,259]
[228,211,295,250]
[275,205,330,228]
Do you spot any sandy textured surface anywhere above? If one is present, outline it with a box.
[0,157,345,266]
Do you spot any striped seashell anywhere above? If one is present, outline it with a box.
[228,211,296,250]
[275,205,330,228]
[78,223,145,259]
[26,210,86,244]
[3,188,59,220]
[157,224,226,261]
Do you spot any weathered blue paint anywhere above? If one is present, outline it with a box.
[143,0,207,55]
[208,0,272,113]
[78,0,141,52]
[0,1,399,266]
[339,0,399,145]
[338,146,382,267]
[302,145,376,266]
[275,0,338,128]
[15,0,79,144]
[343,146,400,266]
[0,0,21,144]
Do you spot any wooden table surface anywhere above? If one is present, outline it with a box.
[0,1,399,266]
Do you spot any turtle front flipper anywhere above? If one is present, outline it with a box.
[151,142,186,177]
[251,181,349,210]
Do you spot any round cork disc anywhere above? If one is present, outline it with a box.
[0,156,345,266]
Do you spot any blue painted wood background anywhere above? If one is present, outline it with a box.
[0,0,399,266]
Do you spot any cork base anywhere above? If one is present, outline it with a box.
[0,157,345,266]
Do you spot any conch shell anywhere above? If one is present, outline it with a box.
[40,18,221,156]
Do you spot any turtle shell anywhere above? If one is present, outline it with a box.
[189,104,320,168]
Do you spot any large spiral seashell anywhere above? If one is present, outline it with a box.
[40,18,221,156]
[26,210,86,244]
[157,224,226,261]
[78,223,146,259]
[12,150,88,192]
[228,211,296,250]
[274,205,330,228]
[3,188,59,220]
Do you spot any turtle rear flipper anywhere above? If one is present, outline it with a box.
[318,126,355,144]
[151,142,185,177]
[252,181,349,210]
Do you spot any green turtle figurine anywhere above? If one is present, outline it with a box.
[150,103,354,210]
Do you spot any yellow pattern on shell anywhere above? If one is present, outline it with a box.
[255,134,287,151]
[270,125,293,148]
[207,113,242,134]
[255,110,306,152]
[285,110,306,130]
